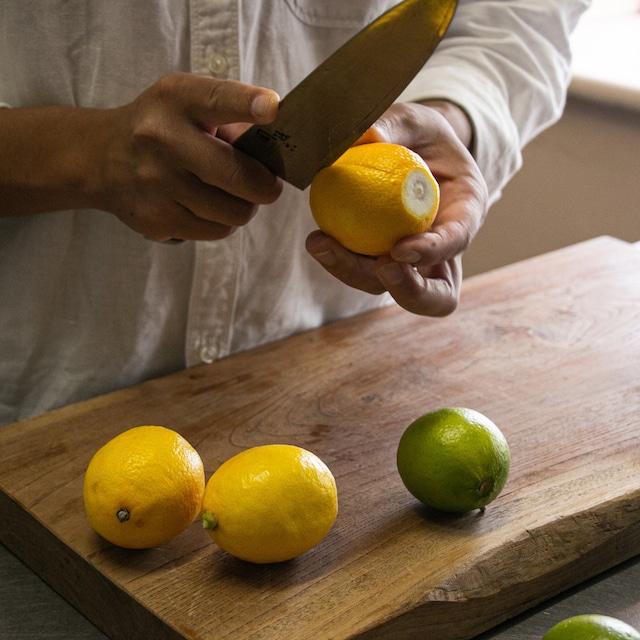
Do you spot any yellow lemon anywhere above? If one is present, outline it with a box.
[83,425,205,549]
[542,614,640,639]
[396,408,510,513]
[309,142,439,256]
[201,444,338,564]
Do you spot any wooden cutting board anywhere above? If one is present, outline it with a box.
[1,236,639,640]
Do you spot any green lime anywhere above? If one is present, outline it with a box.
[542,614,640,639]
[396,407,510,513]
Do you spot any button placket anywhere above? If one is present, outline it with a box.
[190,0,240,79]
[207,51,229,77]
[198,337,219,364]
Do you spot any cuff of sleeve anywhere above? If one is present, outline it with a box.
[397,66,523,205]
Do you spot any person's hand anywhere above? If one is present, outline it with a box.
[96,73,283,241]
[306,101,488,316]
[0,73,284,239]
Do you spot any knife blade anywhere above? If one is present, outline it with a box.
[233,0,457,190]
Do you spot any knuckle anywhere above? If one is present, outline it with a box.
[151,72,183,98]
[131,75,185,147]
[224,154,281,205]
[212,225,237,240]
[435,295,459,317]
[132,111,170,149]
[204,79,249,120]
[205,79,227,111]
[228,201,259,227]
[133,162,165,190]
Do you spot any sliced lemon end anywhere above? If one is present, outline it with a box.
[402,169,438,218]
[202,510,218,531]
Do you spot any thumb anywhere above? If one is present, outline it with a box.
[354,122,391,146]
[173,74,280,128]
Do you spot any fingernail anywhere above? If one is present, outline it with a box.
[312,249,337,267]
[378,262,405,286]
[251,91,279,119]
[395,250,421,264]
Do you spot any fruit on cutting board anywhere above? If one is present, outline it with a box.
[201,444,338,563]
[309,142,439,256]
[83,425,205,549]
[542,614,640,639]
[396,407,510,513]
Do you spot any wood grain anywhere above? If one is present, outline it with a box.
[1,236,639,640]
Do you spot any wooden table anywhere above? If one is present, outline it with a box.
[1,236,639,639]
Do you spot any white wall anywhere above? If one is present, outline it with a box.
[463,96,640,277]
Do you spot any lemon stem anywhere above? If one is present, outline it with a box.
[116,508,130,523]
[202,510,218,531]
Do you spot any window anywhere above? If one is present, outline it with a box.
[586,0,639,18]
[569,0,640,109]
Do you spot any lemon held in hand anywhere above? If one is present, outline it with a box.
[201,444,338,564]
[542,614,640,639]
[83,425,205,549]
[309,142,439,256]
[397,408,510,514]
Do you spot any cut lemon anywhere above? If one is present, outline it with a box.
[309,142,439,256]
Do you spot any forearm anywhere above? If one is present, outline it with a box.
[0,105,111,216]
[400,0,590,202]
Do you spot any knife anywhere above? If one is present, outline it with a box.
[233,0,457,190]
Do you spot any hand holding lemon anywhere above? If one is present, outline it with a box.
[307,103,488,318]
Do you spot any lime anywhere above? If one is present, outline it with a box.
[396,407,510,513]
[542,614,640,639]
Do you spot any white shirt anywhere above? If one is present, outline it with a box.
[0,0,589,425]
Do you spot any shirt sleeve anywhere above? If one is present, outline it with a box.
[398,0,591,203]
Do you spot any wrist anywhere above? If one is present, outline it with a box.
[0,106,111,215]
[419,99,474,151]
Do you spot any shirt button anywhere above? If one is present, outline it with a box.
[207,52,229,77]
[199,343,218,364]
